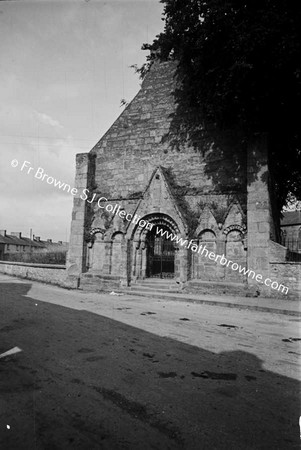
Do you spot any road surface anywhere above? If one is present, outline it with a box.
[0,274,300,449]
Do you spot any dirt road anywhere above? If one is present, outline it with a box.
[0,274,300,449]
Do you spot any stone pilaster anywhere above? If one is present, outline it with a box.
[179,246,188,282]
[66,152,95,285]
[131,240,138,280]
[247,134,272,295]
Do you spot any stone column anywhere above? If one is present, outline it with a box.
[103,241,112,274]
[247,134,273,296]
[141,245,147,279]
[178,245,188,282]
[136,247,142,279]
[120,239,129,287]
[66,152,94,286]
[216,235,226,279]
[107,241,113,274]
[131,240,139,280]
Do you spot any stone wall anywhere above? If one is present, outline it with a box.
[66,60,291,298]
[65,61,249,286]
[0,261,66,286]
[91,61,247,213]
[269,240,288,262]
[269,262,301,300]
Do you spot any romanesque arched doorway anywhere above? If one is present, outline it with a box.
[129,213,182,282]
[146,224,175,278]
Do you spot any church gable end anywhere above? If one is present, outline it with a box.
[66,61,284,298]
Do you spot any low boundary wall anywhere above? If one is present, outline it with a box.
[269,262,301,300]
[0,260,299,300]
[0,261,66,286]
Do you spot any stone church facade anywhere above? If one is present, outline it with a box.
[66,61,299,298]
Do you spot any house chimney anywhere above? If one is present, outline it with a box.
[11,232,22,239]
[0,230,6,236]
[47,239,52,243]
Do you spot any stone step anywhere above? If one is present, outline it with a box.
[132,278,180,292]
[129,285,180,294]
[128,279,247,297]
[80,277,114,285]
[135,282,178,289]
[136,278,178,286]
[138,277,176,282]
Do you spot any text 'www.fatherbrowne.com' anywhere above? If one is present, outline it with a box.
[11,159,289,295]
[155,227,289,295]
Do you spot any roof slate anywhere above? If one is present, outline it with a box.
[281,211,301,226]
[0,235,45,247]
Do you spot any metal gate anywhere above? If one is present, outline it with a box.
[147,231,175,278]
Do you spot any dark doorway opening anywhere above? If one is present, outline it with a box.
[147,225,175,278]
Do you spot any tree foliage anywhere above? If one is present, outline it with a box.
[141,0,301,211]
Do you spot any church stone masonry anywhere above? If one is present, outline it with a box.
[67,61,281,297]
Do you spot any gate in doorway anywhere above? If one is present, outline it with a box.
[147,226,175,278]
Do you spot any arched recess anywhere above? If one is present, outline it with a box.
[199,229,217,252]
[111,232,124,276]
[225,229,247,281]
[129,213,184,282]
[193,229,217,280]
[88,231,106,273]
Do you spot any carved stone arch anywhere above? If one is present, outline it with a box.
[198,228,217,239]
[130,212,182,242]
[129,212,186,282]
[83,229,105,258]
[198,228,217,251]
[223,224,247,249]
[108,230,125,241]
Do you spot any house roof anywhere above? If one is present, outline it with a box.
[0,235,45,247]
[39,240,68,249]
[281,211,301,226]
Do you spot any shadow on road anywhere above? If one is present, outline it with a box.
[0,281,300,449]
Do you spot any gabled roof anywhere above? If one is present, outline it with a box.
[90,60,178,154]
[0,235,45,247]
[281,211,301,226]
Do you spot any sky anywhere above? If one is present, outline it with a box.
[0,0,164,241]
